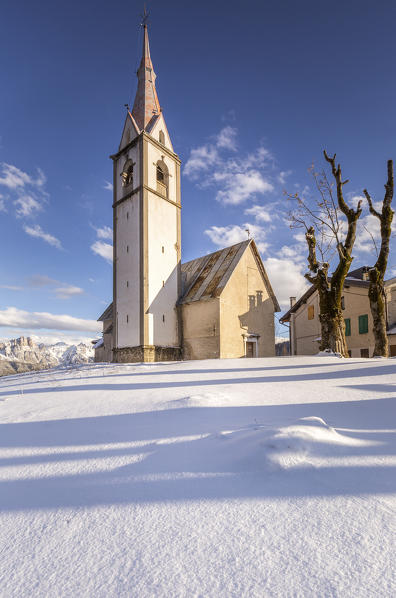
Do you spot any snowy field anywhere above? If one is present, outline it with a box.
[0,356,395,597]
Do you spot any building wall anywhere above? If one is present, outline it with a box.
[181,299,220,360]
[293,292,321,355]
[292,286,376,357]
[146,140,180,347]
[219,246,276,358]
[114,139,141,349]
[113,127,181,353]
[94,317,113,362]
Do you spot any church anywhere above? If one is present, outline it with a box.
[95,24,280,363]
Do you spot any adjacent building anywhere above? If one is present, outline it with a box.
[281,267,396,357]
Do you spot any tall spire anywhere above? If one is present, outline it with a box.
[131,24,161,131]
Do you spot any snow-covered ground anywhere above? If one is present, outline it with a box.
[0,356,395,597]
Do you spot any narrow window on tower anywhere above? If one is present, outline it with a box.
[126,212,129,220]
[121,159,133,188]
[126,314,129,323]
[126,281,129,287]
[162,246,164,253]
[126,245,129,253]
[159,130,165,145]
[156,160,168,198]
[162,314,165,323]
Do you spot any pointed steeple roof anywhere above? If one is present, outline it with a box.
[131,25,161,132]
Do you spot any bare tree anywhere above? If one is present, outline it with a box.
[363,160,394,357]
[288,151,362,356]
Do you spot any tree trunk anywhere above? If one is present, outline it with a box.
[363,160,394,357]
[317,276,348,357]
[368,268,388,357]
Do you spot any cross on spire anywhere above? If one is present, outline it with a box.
[141,4,149,27]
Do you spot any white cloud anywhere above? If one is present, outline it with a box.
[23,224,62,249]
[103,181,113,191]
[14,194,43,217]
[0,285,23,291]
[278,170,292,184]
[184,145,219,178]
[0,307,101,333]
[216,170,273,205]
[263,257,309,310]
[0,163,46,190]
[244,204,273,223]
[204,222,269,253]
[216,126,237,151]
[0,163,33,189]
[28,274,57,287]
[0,194,6,212]
[0,163,49,221]
[27,275,84,299]
[91,240,113,263]
[53,285,84,300]
[184,128,274,205]
[96,225,113,240]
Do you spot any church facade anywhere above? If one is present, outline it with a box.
[95,25,279,363]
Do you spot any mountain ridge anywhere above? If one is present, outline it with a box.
[0,336,94,377]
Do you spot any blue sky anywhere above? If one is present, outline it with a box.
[1,0,396,343]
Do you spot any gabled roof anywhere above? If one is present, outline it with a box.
[98,303,113,322]
[179,239,280,311]
[280,271,371,324]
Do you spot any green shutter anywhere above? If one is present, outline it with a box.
[358,314,368,334]
[344,318,351,337]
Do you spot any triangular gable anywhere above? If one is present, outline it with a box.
[179,241,250,304]
[179,240,280,312]
[246,240,281,312]
[118,112,140,152]
[147,112,174,152]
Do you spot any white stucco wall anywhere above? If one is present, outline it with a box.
[115,142,141,348]
[146,142,179,347]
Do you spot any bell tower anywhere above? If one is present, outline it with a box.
[111,23,181,362]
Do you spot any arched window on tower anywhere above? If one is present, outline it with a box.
[121,159,134,189]
[159,130,165,146]
[156,160,168,198]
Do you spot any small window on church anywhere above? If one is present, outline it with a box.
[126,314,129,323]
[126,212,129,220]
[162,314,165,323]
[121,159,133,188]
[162,246,164,253]
[156,160,168,198]
[127,245,129,253]
[159,130,165,145]
[157,164,165,183]
[126,281,129,287]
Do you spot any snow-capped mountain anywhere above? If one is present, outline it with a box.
[0,336,94,376]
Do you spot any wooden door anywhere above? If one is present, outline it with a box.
[246,342,254,358]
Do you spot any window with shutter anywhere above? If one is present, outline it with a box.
[358,314,368,334]
[344,318,351,336]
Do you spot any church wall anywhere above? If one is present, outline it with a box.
[150,114,174,152]
[146,141,180,348]
[114,141,141,349]
[146,143,177,200]
[219,247,276,358]
[181,299,220,360]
